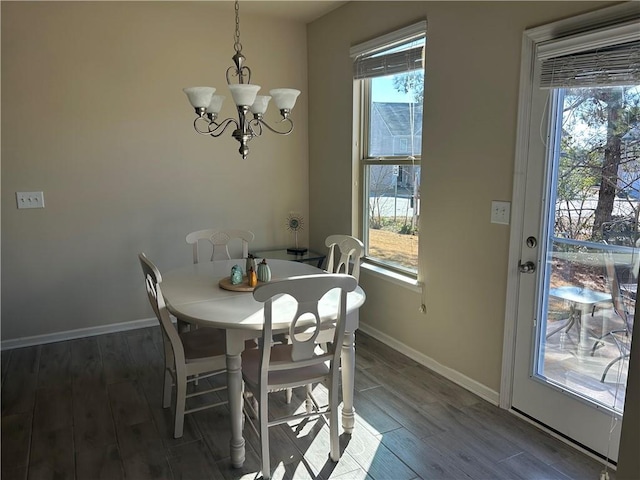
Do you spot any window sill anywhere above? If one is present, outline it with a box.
[361,262,422,293]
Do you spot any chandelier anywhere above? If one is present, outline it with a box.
[183,0,301,159]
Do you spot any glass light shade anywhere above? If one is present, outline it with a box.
[207,95,225,114]
[228,84,261,106]
[183,87,216,108]
[250,95,271,115]
[269,88,301,110]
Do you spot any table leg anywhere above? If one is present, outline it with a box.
[226,330,245,468]
[574,306,592,357]
[341,329,356,434]
[546,313,575,339]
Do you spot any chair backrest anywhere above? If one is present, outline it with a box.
[604,251,634,332]
[253,274,357,383]
[325,235,364,281]
[138,252,185,365]
[185,229,255,263]
[602,218,638,247]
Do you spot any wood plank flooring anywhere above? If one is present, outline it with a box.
[1,327,613,480]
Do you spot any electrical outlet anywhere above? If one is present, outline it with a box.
[16,191,45,209]
[491,200,510,225]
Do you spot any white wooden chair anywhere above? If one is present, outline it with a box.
[138,252,229,438]
[292,235,364,340]
[325,234,365,280]
[282,235,364,402]
[241,274,358,480]
[185,228,255,263]
[182,228,255,333]
[315,235,364,346]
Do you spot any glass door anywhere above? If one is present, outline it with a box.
[512,83,639,462]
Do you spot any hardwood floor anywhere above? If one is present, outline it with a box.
[1,327,613,480]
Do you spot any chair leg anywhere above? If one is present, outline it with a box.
[259,389,270,480]
[305,384,314,414]
[174,376,187,438]
[592,335,606,356]
[601,354,630,382]
[546,310,576,339]
[328,376,340,462]
[286,388,292,404]
[177,319,191,333]
[592,329,628,356]
[252,395,259,417]
[163,369,173,409]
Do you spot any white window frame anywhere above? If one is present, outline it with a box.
[351,21,426,281]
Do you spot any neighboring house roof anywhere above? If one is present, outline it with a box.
[371,102,423,137]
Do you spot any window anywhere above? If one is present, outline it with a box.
[352,22,426,275]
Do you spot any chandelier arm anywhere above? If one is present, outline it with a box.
[255,118,294,136]
[248,119,263,137]
[193,117,213,135]
[193,117,238,136]
[207,118,240,137]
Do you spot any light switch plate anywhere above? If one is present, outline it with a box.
[491,200,510,225]
[16,191,45,209]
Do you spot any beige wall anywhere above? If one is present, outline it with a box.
[1,2,309,340]
[307,1,614,393]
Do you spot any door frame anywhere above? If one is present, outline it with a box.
[500,2,640,411]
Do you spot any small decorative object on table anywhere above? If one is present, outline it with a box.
[286,211,307,254]
[257,259,271,282]
[245,253,257,275]
[247,266,258,287]
[230,265,243,285]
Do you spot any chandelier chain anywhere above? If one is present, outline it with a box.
[233,0,242,53]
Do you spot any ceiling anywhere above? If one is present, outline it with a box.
[8,0,347,24]
[209,1,347,24]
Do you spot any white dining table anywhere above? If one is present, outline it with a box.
[161,259,366,468]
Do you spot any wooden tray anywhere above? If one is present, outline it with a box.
[218,276,261,292]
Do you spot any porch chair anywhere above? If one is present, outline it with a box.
[591,251,635,382]
[186,228,254,263]
[602,218,639,299]
[138,252,228,438]
[241,273,358,480]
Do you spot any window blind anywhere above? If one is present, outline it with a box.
[353,45,424,80]
[538,20,640,89]
[351,20,426,80]
[540,40,640,88]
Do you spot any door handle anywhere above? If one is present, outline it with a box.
[519,261,536,274]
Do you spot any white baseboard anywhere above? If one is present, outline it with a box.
[358,323,501,406]
[1,317,158,351]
